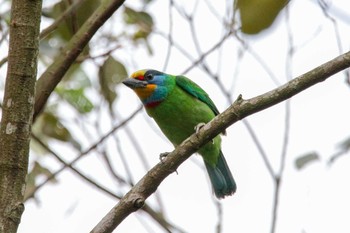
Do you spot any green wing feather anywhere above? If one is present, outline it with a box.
[175,75,220,116]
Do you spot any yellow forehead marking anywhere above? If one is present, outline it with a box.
[131,69,147,79]
[134,84,157,99]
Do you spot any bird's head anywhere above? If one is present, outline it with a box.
[123,69,173,107]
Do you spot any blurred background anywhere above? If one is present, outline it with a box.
[1,0,350,232]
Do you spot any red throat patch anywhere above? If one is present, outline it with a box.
[145,101,162,108]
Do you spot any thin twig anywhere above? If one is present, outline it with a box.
[114,134,135,185]
[270,8,294,232]
[317,0,350,84]
[30,133,178,233]
[30,133,124,199]
[25,106,141,199]
[162,0,174,71]
[215,201,223,233]
[182,31,232,74]
[243,120,275,178]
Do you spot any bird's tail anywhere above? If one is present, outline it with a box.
[204,150,236,199]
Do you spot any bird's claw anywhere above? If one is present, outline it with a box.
[159,152,169,162]
[194,122,206,134]
[159,152,178,174]
[194,122,214,143]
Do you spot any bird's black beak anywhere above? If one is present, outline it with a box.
[122,78,148,89]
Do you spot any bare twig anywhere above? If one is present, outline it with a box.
[234,34,281,86]
[317,0,350,84]
[243,120,275,178]
[270,8,295,232]
[30,133,124,199]
[25,106,142,199]
[162,0,174,71]
[30,133,179,233]
[182,31,232,74]
[215,201,223,233]
[75,44,121,63]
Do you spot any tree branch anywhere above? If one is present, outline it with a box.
[91,51,350,233]
[33,0,125,120]
[30,130,183,233]
[40,0,88,40]
[24,106,142,201]
[0,0,42,232]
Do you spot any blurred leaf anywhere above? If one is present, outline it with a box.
[35,111,82,150]
[336,136,350,152]
[123,6,154,42]
[56,87,94,113]
[45,0,100,41]
[39,39,60,59]
[29,135,51,156]
[123,6,153,30]
[236,0,288,34]
[328,136,350,164]
[295,152,320,170]
[25,161,58,202]
[98,56,128,109]
[61,63,91,88]
[40,112,72,142]
[142,0,154,4]
[133,29,150,40]
[56,63,93,114]
[41,0,98,59]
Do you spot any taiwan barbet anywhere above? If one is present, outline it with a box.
[123,69,236,198]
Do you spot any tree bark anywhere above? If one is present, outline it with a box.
[0,0,42,232]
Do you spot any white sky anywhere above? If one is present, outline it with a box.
[7,0,350,233]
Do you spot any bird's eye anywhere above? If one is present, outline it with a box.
[144,73,153,81]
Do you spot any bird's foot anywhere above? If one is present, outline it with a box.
[159,152,178,174]
[194,122,206,134]
[194,122,214,144]
[159,152,170,163]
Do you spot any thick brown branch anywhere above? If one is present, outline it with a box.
[33,0,125,120]
[91,51,350,233]
[0,0,42,232]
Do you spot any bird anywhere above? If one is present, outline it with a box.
[122,69,236,198]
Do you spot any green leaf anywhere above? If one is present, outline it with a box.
[337,136,350,152]
[295,152,320,170]
[62,63,91,88]
[34,111,81,150]
[98,56,128,108]
[123,6,154,41]
[328,136,350,164]
[56,88,94,114]
[141,0,154,4]
[236,0,288,34]
[54,64,93,113]
[40,112,72,142]
[123,6,153,30]
[25,161,58,201]
[41,0,99,59]
[45,0,100,41]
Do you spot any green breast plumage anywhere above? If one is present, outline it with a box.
[145,82,221,165]
[124,70,236,198]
